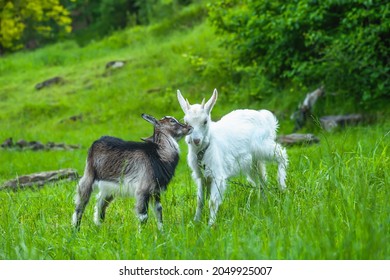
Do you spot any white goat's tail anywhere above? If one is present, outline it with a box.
[258,109,279,139]
[257,109,287,189]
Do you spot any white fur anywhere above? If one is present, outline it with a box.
[177,89,288,225]
[93,179,139,225]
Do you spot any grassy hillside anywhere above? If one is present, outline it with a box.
[0,4,389,260]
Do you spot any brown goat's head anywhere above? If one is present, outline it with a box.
[141,114,192,141]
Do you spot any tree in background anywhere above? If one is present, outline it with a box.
[0,0,197,52]
[63,0,194,46]
[0,0,72,53]
[208,0,389,106]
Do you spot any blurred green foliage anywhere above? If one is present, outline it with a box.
[208,0,390,106]
[0,0,197,51]
[1,0,388,111]
[0,0,72,52]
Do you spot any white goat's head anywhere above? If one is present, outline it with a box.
[177,89,218,148]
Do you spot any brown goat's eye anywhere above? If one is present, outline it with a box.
[170,119,176,124]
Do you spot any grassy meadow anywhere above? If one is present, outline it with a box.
[0,6,389,260]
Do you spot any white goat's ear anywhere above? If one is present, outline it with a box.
[177,90,190,113]
[204,88,218,114]
[200,98,206,108]
[142,113,158,125]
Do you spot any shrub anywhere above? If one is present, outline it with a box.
[208,0,390,106]
[0,0,72,52]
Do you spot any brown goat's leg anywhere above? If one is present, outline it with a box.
[94,194,114,225]
[72,175,94,229]
[154,193,163,230]
[136,193,150,225]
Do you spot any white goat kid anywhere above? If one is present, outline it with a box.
[177,89,288,226]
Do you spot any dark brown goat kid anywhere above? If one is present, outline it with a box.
[71,114,192,230]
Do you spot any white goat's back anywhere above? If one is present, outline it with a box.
[207,109,280,177]
[216,109,278,140]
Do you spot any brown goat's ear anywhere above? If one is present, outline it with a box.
[141,114,158,125]
[141,136,154,142]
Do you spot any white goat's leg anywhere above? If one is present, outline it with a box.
[247,161,267,187]
[259,162,268,184]
[258,140,288,190]
[208,179,226,226]
[278,162,287,190]
[194,177,204,222]
[247,162,267,198]
[246,175,257,186]
[274,143,288,190]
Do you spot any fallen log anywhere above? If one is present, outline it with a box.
[1,168,79,191]
[320,114,363,131]
[1,138,81,151]
[35,76,64,90]
[103,60,128,76]
[59,114,83,123]
[277,133,320,146]
[291,87,324,132]
[146,87,163,94]
[105,60,127,69]
[1,137,13,148]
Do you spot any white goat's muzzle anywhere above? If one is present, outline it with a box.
[190,130,203,146]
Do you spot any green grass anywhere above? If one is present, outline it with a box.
[0,4,389,260]
[1,125,388,259]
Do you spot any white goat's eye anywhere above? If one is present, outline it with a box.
[203,120,207,125]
